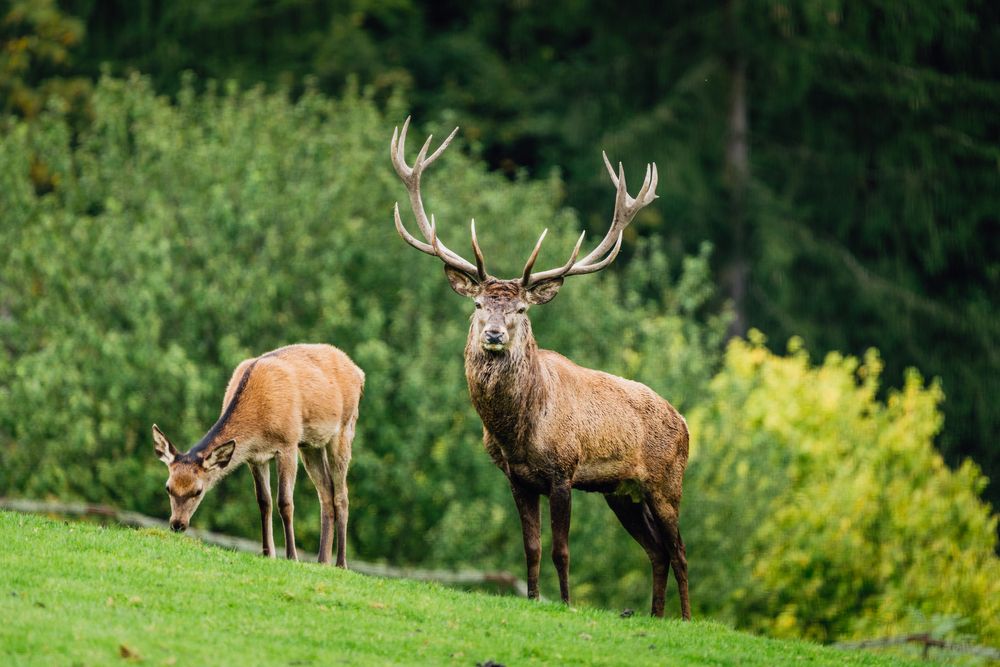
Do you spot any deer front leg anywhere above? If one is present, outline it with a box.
[249,461,276,558]
[549,478,573,605]
[275,449,299,561]
[510,481,541,599]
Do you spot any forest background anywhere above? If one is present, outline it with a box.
[1,0,997,650]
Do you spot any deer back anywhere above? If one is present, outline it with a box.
[214,344,364,458]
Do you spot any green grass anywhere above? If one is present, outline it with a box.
[0,512,922,666]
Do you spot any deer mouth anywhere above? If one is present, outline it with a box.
[482,342,507,353]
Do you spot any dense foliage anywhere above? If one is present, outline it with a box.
[34,0,1000,506]
[0,0,88,118]
[0,75,723,609]
[2,78,998,650]
[686,335,999,645]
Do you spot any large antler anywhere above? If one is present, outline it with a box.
[522,153,658,285]
[391,117,489,280]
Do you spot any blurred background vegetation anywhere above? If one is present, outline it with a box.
[0,0,997,652]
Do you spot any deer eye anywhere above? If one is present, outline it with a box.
[474,302,482,309]
[516,306,527,314]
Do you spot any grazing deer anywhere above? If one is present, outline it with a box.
[390,118,690,619]
[152,344,364,567]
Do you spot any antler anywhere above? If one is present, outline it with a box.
[522,152,658,285]
[391,117,489,280]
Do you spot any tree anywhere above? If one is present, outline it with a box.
[0,0,88,117]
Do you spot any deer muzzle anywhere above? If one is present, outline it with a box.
[482,328,508,351]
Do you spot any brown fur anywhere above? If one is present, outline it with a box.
[452,274,690,619]
[389,118,685,616]
[152,343,364,567]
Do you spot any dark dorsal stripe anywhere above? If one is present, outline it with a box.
[180,359,259,461]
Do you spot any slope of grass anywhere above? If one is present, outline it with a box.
[0,511,920,666]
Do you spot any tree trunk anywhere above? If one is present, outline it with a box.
[724,0,749,338]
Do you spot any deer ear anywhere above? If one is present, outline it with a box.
[201,439,236,471]
[525,277,564,305]
[152,424,178,465]
[444,266,482,297]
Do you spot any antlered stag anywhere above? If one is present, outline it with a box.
[389,118,690,618]
[152,343,364,567]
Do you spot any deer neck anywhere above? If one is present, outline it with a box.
[464,323,546,449]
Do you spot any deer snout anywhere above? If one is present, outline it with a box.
[482,328,507,349]
[170,519,187,533]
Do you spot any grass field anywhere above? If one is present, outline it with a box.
[0,511,922,666]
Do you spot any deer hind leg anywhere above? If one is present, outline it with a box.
[549,478,573,605]
[300,446,335,565]
[604,494,669,617]
[328,413,356,569]
[647,492,690,620]
[275,448,299,561]
[249,461,276,558]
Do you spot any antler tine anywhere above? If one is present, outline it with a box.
[566,232,624,276]
[520,228,549,285]
[602,151,618,187]
[525,230,587,284]
[393,202,434,254]
[635,163,651,203]
[523,151,657,286]
[415,133,434,168]
[635,163,658,207]
[394,205,480,275]
[390,117,486,276]
[426,127,460,167]
[390,116,413,180]
[428,214,481,276]
[574,153,658,267]
[470,219,488,281]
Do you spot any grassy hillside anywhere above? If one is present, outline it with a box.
[0,512,921,666]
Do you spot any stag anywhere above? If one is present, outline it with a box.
[389,118,690,618]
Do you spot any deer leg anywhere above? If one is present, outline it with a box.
[549,479,573,605]
[605,494,669,617]
[300,446,335,565]
[666,522,690,621]
[329,427,353,569]
[275,448,299,561]
[249,461,275,558]
[510,481,541,599]
[648,494,690,620]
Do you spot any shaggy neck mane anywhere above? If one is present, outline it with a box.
[464,321,546,448]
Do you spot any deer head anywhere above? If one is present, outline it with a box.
[390,117,658,355]
[152,424,235,532]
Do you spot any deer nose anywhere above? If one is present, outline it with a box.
[484,329,505,344]
[170,520,187,533]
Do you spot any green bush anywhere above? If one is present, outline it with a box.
[684,333,1000,646]
[5,74,994,646]
[0,74,723,610]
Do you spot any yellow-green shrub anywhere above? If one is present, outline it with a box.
[685,333,999,645]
